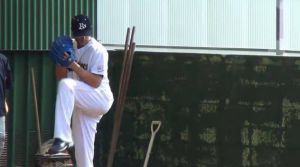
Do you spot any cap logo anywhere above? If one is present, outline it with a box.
[78,23,87,30]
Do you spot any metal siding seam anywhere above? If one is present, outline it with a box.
[9,0,13,49]
[68,0,73,36]
[92,0,96,37]
[40,0,44,49]
[79,0,83,14]
[61,0,64,36]
[26,0,31,50]
[56,0,60,38]
[45,0,49,49]
[74,0,77,17]
[14,0,19,49]
[85,0,88,16]
[33,0,37,49]
[50,0,55,44]
[3,0,7,49]
[21,0,25,49]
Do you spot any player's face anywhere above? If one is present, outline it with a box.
[75,36,90,49]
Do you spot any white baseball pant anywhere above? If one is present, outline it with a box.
[53,78,113,167]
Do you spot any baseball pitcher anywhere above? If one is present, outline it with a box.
[47,14,114,167]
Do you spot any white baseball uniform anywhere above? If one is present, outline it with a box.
[53,37,114,167]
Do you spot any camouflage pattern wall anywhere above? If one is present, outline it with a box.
[95,51,300,167]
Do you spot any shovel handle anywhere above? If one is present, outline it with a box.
[151,121,161,135]
[143,121,162,167]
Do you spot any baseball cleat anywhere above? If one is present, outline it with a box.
[47,138,69,154]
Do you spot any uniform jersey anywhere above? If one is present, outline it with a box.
[68,38,112,93]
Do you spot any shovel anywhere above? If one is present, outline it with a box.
[143,121,162,167]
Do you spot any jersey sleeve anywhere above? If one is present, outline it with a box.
[90,50,108,76]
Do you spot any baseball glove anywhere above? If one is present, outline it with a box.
[49,36,76,67]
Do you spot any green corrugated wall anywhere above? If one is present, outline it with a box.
[0,0,97,166]
[0,0,97,50]
[3,51,57,166]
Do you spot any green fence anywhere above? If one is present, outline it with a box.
[3,50,300,167]
[100,52,300,167]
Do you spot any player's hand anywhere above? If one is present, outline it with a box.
[63,52,72,67]
[63,52,69,60]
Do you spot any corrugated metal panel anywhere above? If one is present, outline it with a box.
[283,0,300,51]
[0,0,97,50]
[97,0,276,49]
[3,51,57,167]
[207,0,276,49]
[168,1,207,47]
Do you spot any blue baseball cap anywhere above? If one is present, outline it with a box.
[71,14,92,37]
